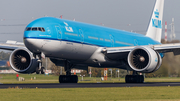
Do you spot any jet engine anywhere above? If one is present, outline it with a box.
[127,46,162,73]
[9,48,38,73]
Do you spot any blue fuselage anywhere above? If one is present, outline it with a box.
[24,17,160,48]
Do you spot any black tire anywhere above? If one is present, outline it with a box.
[125,75,144,83]
[59,75,78,83]
[71,75,78,83]
[125,75,130,83]
[139,75,144,83]
[41,67,45,74]
[36,67,40,74]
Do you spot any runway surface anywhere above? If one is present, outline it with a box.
[1,82,180,88]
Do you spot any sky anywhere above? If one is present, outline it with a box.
[0,0,180,42]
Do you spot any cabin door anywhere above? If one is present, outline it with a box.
[79,29,84,43]
[110,34,114,47]
[55,25,62,39]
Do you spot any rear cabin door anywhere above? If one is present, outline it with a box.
[79,29,84,43]
[110,34,114,47]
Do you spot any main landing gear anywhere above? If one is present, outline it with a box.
[34,54,45,74]
[59,60,78,83]
[125,71,144,83]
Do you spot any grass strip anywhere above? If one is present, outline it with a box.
[0,86,180,101]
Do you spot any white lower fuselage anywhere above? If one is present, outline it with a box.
[24,38,122,68]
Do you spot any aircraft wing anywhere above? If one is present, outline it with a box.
[153,43,180,55]
[0,43,25,50]
[0,41,25,51]
[104,43,180,59]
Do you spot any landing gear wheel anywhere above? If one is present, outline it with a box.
[36,67,40,74]
[59,75,78,83]
[125,75,144,83]
[41,67,45,74]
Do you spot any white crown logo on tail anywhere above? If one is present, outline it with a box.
[146,0,164,43]
[154,9,159,18]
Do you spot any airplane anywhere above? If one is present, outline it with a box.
[1,0,180,83]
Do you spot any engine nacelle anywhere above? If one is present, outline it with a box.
[128,46,162,73]
[9,48,38,73]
